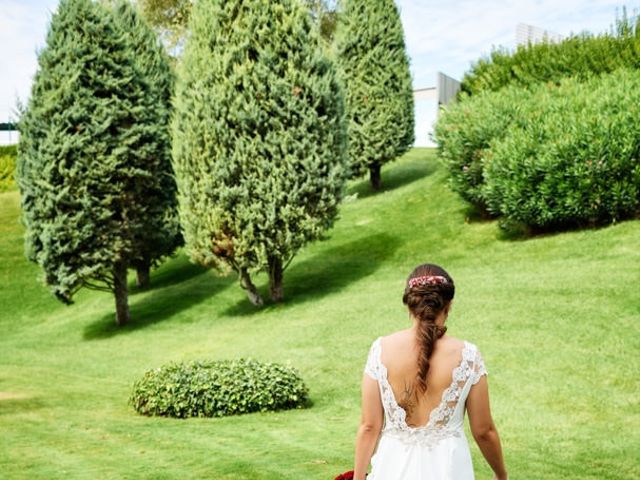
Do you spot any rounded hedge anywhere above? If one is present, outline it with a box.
[482,68,640,230]
[432,85,536,210]
[435,68,640,231]
[130,359,309,418]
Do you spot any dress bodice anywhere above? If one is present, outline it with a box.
[364,337,487,448]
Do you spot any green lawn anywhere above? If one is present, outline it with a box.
[1,148,639,479]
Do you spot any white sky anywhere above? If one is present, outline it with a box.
[1,0,638,144]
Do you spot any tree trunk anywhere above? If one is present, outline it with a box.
[369,163,382,190]
[268,256,284,302]
[136,261,150,289]
[113,260,130,326]
[239,267,264,306]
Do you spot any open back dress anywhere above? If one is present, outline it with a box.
[363,337,487,479]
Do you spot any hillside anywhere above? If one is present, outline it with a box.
[1,148,638,479]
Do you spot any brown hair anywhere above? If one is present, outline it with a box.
[402,263,455,394]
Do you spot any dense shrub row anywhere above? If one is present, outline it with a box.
[0,145,17,192]
[130,359,309,418]
[435,68,640,230]
[461,14,640,95]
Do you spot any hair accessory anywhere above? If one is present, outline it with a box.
[408,275,448,288]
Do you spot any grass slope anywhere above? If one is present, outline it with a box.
[1,148,639,479]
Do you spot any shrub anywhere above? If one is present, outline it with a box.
[461,13,640,95]
[432,86,537,209]
[482,69,640,230]
[130,359,310,418]
[0,145,17,192]
[0,153,16,192]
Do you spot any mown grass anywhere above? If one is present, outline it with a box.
[1,148,638,479]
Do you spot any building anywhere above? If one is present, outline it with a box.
[516,23,564,46]
[413,72,460,147]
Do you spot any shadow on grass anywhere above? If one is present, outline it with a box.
[459,203,497,224]
[223,232,402,316]
[0,396,46,416]
[84,268,232,341]
[346,156,437,200]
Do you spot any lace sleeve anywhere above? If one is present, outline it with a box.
[363,338,380,380]
[471,346,488,385]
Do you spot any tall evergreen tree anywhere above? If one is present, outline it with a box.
[110,0,182,288]
[335,0,414,190]
[18,0,157,325]
[173,0,348,305]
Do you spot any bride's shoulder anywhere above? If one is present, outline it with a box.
[438,335,468,355]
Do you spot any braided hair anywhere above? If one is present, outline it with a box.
[402,263,455,394]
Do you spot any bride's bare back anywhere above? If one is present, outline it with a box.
[381,329,464,427]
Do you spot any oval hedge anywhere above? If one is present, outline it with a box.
[130,359,309,418]
[435,68,640,231]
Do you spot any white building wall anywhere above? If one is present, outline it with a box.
[414,72,460,147]
[0,131,19,146]
[516,23,564,46]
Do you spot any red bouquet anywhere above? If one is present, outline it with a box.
[334,471,354,480]
[334,471,366,480]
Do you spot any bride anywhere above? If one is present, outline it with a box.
[353,264,508,480]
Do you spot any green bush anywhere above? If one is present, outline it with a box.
[0,145,17,192]
[461,13,640,95]
[130,359,310,418]
[482,69,640,230]
[432,86,537,209]
[0,155,16,191]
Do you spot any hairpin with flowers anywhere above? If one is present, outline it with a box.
[408,275,448,289]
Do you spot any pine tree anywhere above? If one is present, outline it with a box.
[18,0,157,325]
[173,0,348,305]
[109,0,182,289]
[335,0,414,190]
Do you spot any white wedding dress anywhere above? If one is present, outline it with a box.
[364,337,487,480]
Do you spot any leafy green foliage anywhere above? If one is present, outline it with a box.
[0,145,17,192]
[335,0,414,189]
[482,69,640,230]
[307,0,338,43]
[432,87,537,210]
[461,12,640,95]
[172,0,347,304]
[138,0,338,52]
[130,359,309,418]
[137,0,192,51]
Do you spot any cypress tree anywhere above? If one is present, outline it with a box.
[173,0,347,305]
[18,0,156,325]
[110,0,182,289]
[335,0,414,190]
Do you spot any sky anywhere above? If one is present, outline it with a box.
[1,0,639,144]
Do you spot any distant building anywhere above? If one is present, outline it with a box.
[413,72,460,147]
[0,122,18,146]
[516,23,564,46]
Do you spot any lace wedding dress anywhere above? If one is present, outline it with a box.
[364,337,487,479]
